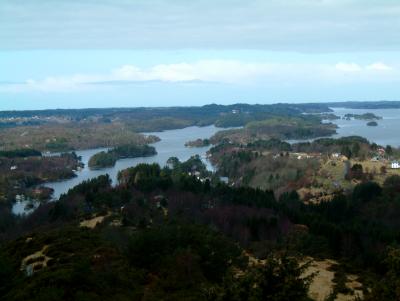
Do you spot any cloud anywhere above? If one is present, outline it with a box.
[0,60,397,93]
[366,62,393,71]
[1,0,400,51]
[112,61,277,83]
[335,63,362,72]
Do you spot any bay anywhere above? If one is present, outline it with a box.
[12,125,221,215]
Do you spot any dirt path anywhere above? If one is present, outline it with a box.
[80,213,110,229]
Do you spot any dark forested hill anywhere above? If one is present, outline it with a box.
[0,157,399,300]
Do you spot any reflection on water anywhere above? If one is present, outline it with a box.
[13,125,222,215]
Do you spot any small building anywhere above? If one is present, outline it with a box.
[10,165,17,170]
[391,161,400,169]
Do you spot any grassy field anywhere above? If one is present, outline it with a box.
[299,157,400,203]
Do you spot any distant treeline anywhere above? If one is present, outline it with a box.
[3,101,400,121]
[0,148,41,158]
[325,100,400,109]
[0,103,332,119]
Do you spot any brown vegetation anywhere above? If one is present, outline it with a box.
[0,123,158,152]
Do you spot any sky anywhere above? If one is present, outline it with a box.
[1,0,400,110]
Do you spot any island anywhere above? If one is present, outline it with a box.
[367,121,378,126]
[210,116,337,145]
[88,144,157,169]
[184,138,211,148]
[318,113,341,120]
[88,151,116,168]
[343,113,382,120]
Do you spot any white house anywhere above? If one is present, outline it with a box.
[391,161,400,169]
[332,153,340,158]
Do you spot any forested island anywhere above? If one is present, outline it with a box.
[184,138,211,148]
[210,116,337,145]
[318,113,341,120]
[343,113,382,120]
[88,144,157,169]
[367,121,378,126]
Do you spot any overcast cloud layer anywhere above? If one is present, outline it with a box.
[1,0,400,51]
[1,1,400,109]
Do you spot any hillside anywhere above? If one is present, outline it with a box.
[0,158,399,300]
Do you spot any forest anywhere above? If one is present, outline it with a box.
[0,157,399,300]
